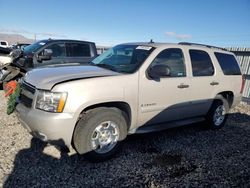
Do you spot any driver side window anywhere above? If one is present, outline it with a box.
[151,48,186,77]
[46,43,66,58]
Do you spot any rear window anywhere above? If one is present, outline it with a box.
[214,52,241,75]
[66,43,91,57]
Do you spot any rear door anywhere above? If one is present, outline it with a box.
[187,49,218,116]
[138,48,192,126]
[65,42,94,65]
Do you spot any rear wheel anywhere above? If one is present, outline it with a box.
[206,99,229,129]
[73,107,128,162]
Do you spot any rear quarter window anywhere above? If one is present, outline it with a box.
[214,52,241,75]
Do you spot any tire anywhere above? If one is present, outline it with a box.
[206,98,229,129]
[73,107,128,162]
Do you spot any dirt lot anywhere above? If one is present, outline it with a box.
[0,91,250,187]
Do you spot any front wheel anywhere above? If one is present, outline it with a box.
[206,99,229,129]
[73,107,128,162]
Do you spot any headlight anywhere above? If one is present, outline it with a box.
[36,90,67,113]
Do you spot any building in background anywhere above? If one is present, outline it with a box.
[96,46,111,55]
[227,47,250,103]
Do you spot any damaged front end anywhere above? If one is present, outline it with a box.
[0,64,24,84]
[0,49,26,86]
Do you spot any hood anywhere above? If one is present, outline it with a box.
[24,65,121,90]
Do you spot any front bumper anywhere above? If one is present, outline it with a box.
[16,103,76,147]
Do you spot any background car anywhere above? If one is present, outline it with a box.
[0,39,98,88]
[11,43,30,50]
[0,40,9,48]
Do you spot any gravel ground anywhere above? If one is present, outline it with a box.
[0,91,250,188]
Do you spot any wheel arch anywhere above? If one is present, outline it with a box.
[74,101,132,131]
[83,102,132,127]
[215,91,234,108]
[71,101,132,149]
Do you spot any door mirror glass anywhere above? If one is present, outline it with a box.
[148,64,171,79]
[44,48,53,56]
[38,49,53,62]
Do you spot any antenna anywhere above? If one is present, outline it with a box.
[149,39,154,43]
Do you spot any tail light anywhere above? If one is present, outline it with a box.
[240,75,245,94]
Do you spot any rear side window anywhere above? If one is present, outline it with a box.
[214,52,241,75]
[189,50,214,76]
[66,43,91,57]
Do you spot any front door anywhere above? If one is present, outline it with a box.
[138,48,191,126]
[35,42,67,67]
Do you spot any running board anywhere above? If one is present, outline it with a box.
[130,117,205,134]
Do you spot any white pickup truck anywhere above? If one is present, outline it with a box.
[0,40,9,48]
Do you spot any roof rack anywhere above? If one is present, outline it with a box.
[178,42,227,51]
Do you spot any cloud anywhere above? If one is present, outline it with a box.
[165,31,191,40]
[0,27,67,38]
[0,28,32,34]
[36,32,67,38]
[165,32,176,37]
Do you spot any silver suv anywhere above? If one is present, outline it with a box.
[16,42,243,161]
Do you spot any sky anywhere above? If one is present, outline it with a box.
[0,0,250,47]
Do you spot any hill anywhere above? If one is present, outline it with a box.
[0,33,34,45]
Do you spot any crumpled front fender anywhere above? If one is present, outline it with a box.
[0,64,21,82]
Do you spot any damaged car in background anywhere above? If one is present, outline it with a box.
[0,43,31,67]
[0,39,97,89]
[0,48,20,85]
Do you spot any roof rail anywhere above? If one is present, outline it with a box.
[178,42,227,51]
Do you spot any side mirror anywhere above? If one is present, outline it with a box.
[148,64,171,79]
[37,49,53,62]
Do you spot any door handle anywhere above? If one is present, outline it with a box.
[210,81,219,86]
[177,84,189,89]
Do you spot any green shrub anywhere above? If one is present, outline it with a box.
[7,83,21,115]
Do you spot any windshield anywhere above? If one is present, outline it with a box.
[92,44,155,73]
[23,40,48,53]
